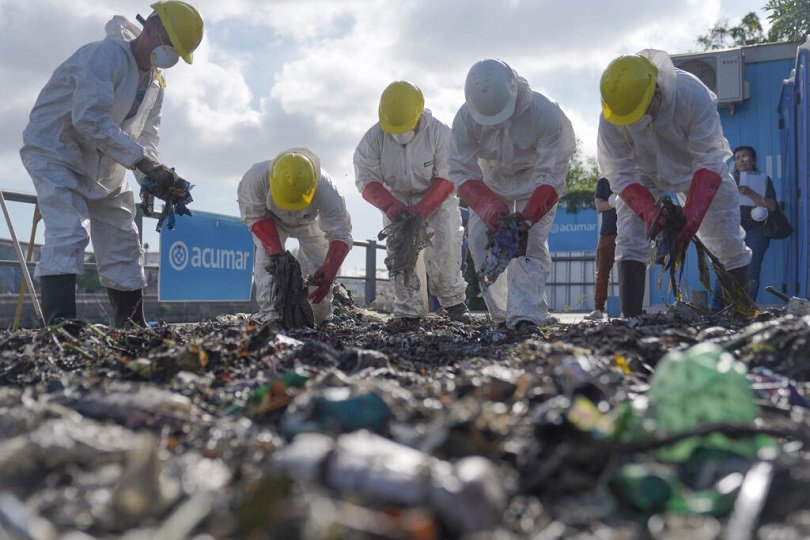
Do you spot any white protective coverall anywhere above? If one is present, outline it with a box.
[237,149,353,323]
[20,16,162,291]
[354,109,467,318]
[597,49,751,270]
[450,75,576,328]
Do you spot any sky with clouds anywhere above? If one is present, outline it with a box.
[0,0,768,273]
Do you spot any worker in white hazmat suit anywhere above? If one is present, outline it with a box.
[597,49,751,317]
[354,81,470,323]
[19,1,204,327]
[237,148,353,324]
[450,59,576,331]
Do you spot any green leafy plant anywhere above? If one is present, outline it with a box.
[697,12,767,49]
[76,254,102,293]
[765,0,810,42]
[561,144,601,212]
[697,3,810,50]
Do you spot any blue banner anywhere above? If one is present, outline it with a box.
[159,211,254,302]
[548,207,598,251]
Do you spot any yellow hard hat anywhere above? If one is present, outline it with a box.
[151,1,204,64]
[378,81,425,134]
[600,55,658,126]
[269,151,318,211]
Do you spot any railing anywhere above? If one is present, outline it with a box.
[2,189,608,312]
[0,191,37,205]
[1,189,389,306]
[1,189,44,326]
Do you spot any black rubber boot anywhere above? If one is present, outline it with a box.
[107,288,146,328]
[444,302,472,323]
[618,260,646,318]
[728,265,750,290]
[40,274,77,325]
[727,265,751,302]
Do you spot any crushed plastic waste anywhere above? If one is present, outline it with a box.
[281,389,392,439]
[646,342,771,461]
[0,296,808,538]
[139,174,194,232]
[477,213,528,288]
[273,430,508,535]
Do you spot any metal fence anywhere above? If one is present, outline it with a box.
[547,251,617,312]
[2,189,607,317]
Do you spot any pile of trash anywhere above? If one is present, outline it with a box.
[1,293,809,539]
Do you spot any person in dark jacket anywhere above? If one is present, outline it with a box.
[586,177,617,320]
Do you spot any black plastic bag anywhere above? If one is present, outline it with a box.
[266,251,315,329]
[764,207,793,240]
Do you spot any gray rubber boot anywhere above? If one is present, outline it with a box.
[107,288,146,328]
[618,260,646,318]
[40,274,77,324]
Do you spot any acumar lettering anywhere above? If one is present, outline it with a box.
[190,247,251,270]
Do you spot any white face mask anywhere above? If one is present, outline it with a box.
[151,45,179,69]
[628,114,653,132]
[492,117,512,130]
[392,130,416,145]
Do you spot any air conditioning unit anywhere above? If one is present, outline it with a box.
[672,49,746,104]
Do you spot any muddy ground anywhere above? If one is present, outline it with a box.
[1,291,809,539]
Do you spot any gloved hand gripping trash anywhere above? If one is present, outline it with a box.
[378,212,432,277]
[477,213,528,289]
[136,159,194,232]
[266,251,315,329]
[649,196,684,267]
[648,169,722,265]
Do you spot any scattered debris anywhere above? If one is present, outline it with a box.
[0,297,808,538]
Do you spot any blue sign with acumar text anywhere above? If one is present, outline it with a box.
[159,211,254,302]
[548,207,598,251]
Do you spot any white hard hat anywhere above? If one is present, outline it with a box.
[751,206,768,222]
[464,59,518,125]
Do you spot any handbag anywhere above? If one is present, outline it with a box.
[763,206,793,240]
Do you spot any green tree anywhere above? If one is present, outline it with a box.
[698,12,767,50]
[561,144,601,212]
[77,253,103,293]
[765,0,810,42]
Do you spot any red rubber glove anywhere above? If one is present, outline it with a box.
[458,179,510,232]
[676,168,722,245]
[621,183,666,239]
[250,218,283,256]
[518,185,559,227]
[412,178,455,219]
[362,182,409,221]
[309,240,350,304]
